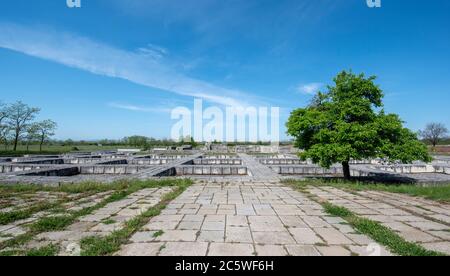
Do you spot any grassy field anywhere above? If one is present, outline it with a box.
[0,144,140,156]
[283,179,450,203]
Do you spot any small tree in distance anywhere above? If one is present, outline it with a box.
[25,123,40,151]
[6,101,41,151]
[0,103,10,150]
[286,70,431,179]
[419,123,449,150]
[35,120,58,152]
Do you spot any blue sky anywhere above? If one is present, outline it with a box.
[0,0,449,140]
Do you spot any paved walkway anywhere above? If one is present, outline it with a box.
[137,154,202,178]
[238,154,280,182]
[0,192,112,243]
[23,187,174,255]
[307,186,450,255]
[117,180,391,256]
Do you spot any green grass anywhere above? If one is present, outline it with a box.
[0,249,22,256]
[1,181,125,195]
[0,179,192,254]
[0,202,59,225]
[0,178,186,195]
[101,219,117,225]
[25,244,59,256]
[322,203,444,256]
[322,203,353,217]
[80,180,192,256]
[29,216,74,232]
[283,179,450,203]
[0,188,106,226]
[153,230,164,238]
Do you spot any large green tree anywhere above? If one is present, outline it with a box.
[287,70,431,179]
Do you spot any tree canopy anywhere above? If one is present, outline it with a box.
[6,101,41,151]
[286,70,431,178]
[35,120,58,151]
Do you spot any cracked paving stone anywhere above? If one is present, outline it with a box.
[154,230,198,242]
[117,242,164,256]
[129,231,157,243]
[288,228,324,244]
[252,231,296,245]
[316,246,352,256]
[314,228,354,245]
[285,245,321,256]
[197,230,224,242]
[226,226,253,243]
[208,243,255,256]
[255,245,288,256]
[159,242,209,256]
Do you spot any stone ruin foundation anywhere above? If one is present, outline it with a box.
[0,150,449,185]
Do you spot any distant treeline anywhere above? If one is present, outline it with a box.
[422,138,450,146]
[51,136,291,149]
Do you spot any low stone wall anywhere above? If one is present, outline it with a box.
[370,164,450,175]
[202,155,237,159]
[270,166,343,175]
[259,159,308,165]
[64,158,102,164]
[433,160,450,166]
[19,167,80,177]
[0,164,54,173]
[0,158,12,163]
[193,159,242,165]
[12,158,65,165]
[254,154,294,159]
[434,166,450,174]
[135,155,189,160]
[175,166,248,176]
[22,155,60,159]
[95,159,128,165]
[349,159,382,165]
[79,165,152,175]
[129,159,174,165]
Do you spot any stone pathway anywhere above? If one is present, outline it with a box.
[0,192,112,244]
[117,180,391,256]
[238,154,280,182]
[28,187,174,255]
[306,186,450,254]
[0,191,68,213]
[137,154,202,178]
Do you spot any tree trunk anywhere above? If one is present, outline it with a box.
[13,136,18,151]
[342,161,351,180]
[40,139,44,152]
[13,129,19,151]
[432,141,437,151]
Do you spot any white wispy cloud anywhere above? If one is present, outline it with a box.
[0,23,257,107]
[298,82,323,94]
[108,102,172,113]
[136,43,168,59]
